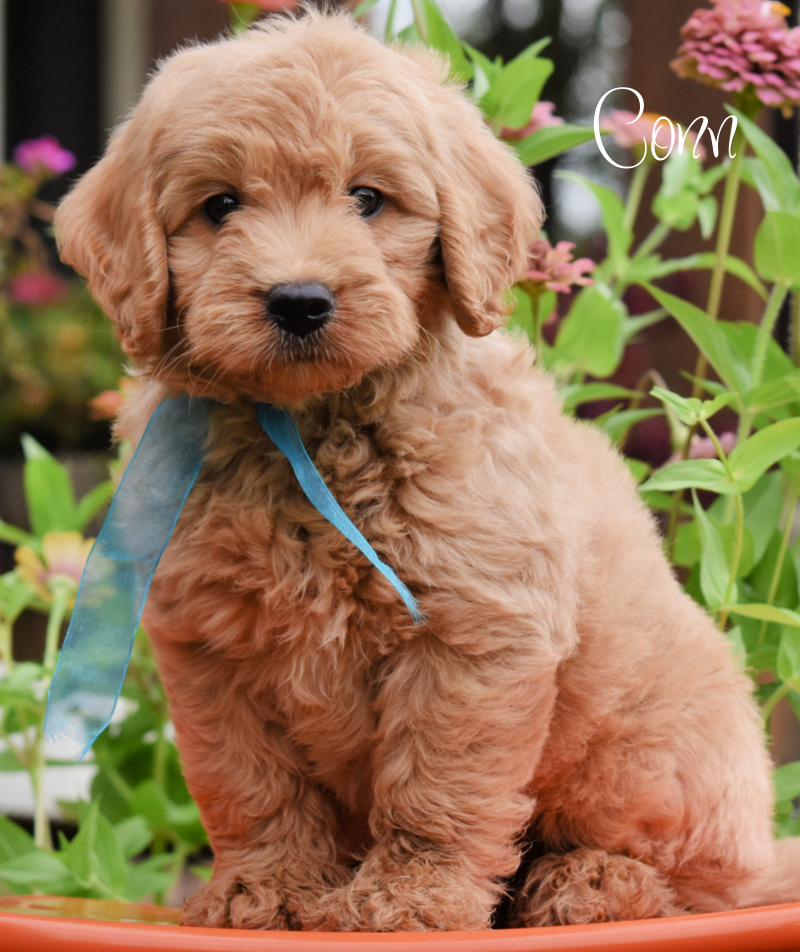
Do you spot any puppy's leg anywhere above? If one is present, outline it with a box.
[305,615,561,932]
[510,848,684,926]
[151,637,349,930]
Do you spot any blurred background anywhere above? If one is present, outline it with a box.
[1,0,800,862]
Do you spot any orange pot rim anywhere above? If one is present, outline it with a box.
[2,896,800,952]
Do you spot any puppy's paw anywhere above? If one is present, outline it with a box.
[510,848,683,926]
[303,855,496,932]
[181,865,349,930]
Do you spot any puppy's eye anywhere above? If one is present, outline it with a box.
[204,193,240,225]
[350,187,384,219]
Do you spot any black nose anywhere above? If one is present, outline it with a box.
[264,282,335,338]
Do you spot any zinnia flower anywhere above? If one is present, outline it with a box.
[16,532,94,606]
[526,238,595,294]
[5,267,68,306]
[13,136,76,176]
[666,431,737,464]
[501,101,564,141]
[672,1,800,115]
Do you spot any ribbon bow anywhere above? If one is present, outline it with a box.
[44,395,421,758]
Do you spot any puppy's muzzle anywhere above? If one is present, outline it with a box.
[264,282,336,338]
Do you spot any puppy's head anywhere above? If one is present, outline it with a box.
[56,14,543,404]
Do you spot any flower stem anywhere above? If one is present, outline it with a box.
[384,0,399,41]
[31,584,69,852]
[623,161,651,234]
[691,144,744,397]
[751,280,789,391]
[757,487,798,646]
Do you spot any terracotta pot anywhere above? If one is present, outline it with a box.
[2,896,800,952]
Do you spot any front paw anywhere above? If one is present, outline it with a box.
[303,855,497,932]
[181,865,348,930]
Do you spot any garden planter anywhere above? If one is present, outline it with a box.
[2,896,800,952]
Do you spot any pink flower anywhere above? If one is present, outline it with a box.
[526,238,595,294]
[13,136,75,176]
[666,431,737,464]
[671,1,800,114]
[6,267,68,306]
[501,101,564,140]
[601,110,706,160]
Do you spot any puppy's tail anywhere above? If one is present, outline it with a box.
[737,837,800,908]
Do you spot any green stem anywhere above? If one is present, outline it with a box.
[751,281,789,392]
[699,419,743,630]
[623,161,651,233]
[757,487,798,646]
[31,585,69,852]
[384,0,399,41]
[409,0,428,42]
[762,680,794,726]
[634,220,671,263]
[791,292,800,368]
[690,144,744,398]
[0,620,12,668]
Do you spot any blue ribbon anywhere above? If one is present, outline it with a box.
[257,404,422,625]
[44,396,420,757]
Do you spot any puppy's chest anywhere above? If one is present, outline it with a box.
[156,416,414,656]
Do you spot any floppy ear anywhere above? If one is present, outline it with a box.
[54,121,168,362]
[430,81,544,337]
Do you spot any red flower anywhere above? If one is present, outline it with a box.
[672,1,800,114]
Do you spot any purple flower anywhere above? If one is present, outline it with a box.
[671,1,800,114]
[13,136,76,176]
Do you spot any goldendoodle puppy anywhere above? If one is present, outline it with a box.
[55,12,799,932]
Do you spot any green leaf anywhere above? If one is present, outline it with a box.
[728,417,800,492]
[645,285,748,393]
[0,572,35,625]
[731,107,800,213]
[512,123,597,167]
[754,211,800,293]
[692,491,733,609]
[651,387,736,427]
[113,816,152,862]
[0,816,35,862]
[0,850,72,887]
[483,55,553,130]
[744,376,800,415]
[777,628,800,685]
[65,800,127,897]
[552,286,625,377]
[560,382,642,413]
[595,408,662,446]
[0,662,46,706]
[75,480,113,532]
[774,761,800,802]
[641,458,734,495]
[0,520,34,548]
[697,196,718,240]
[645,253,766,300]
[730,603,800,627]
[557,172,632,276]
[743,471,785,565]
[21,435,78,535]
[418,0,473,83]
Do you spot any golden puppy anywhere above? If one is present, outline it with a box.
[55,12,799,932]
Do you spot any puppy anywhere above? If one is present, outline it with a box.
[55,12,799,932]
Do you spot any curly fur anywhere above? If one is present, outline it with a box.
[55,12,799,932]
